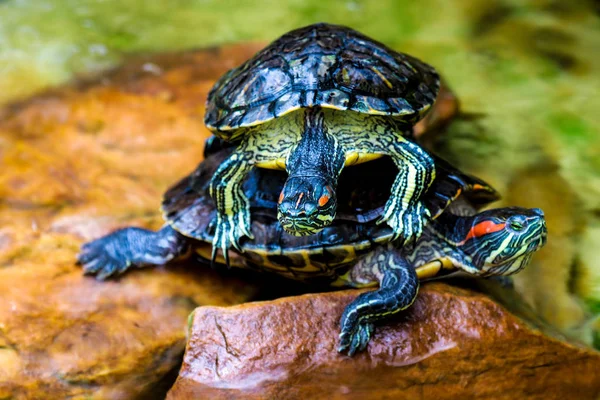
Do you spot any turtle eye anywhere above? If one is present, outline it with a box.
[508,217,526,231]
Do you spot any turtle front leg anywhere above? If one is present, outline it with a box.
[209,147,256,265]
[379,138,435,245]
[78,225,189,280]
[338,243,418,356]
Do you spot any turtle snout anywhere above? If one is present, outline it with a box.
[532,208,544,217]
[278,198,319,218]
[303,202,318,216]
[278,177,323,219]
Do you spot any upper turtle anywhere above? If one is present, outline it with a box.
[203,23,441,261]
[205,23,440,133]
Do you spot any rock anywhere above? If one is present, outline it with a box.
[168,283,600,400]
[0,44,265,399]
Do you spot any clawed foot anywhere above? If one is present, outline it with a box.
[77,226,186,280]
[378,201,430,246]
[211,211,253,266]
[78,229,138,280]
[338,318,375,357]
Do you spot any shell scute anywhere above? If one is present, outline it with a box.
[205,23,440,132]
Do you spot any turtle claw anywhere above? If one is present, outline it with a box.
[95,259,131,281]
[338,320,374,356]
[211,217,235,268]
[77,231,134,280]
[80,255,104,274]
[211,208,253,267]
[77,226,187,279]
[378,201,429,247]
[210,231,231,268]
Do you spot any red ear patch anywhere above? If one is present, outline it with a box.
[278,192,284,204]
[318,194,330,207]
[318,186,333,207]
[464,221,505,243]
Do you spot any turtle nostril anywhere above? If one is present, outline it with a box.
[279,201,293,215]
[532,208,544,217]
[279,202,305,218]
[304,202,317,216]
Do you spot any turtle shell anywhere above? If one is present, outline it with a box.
[161,144,499,279]
[205,23,440,134]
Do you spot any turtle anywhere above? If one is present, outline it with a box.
[78,142,547,356]
[203,23,441,263]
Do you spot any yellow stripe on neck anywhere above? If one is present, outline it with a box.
[255,152,383,170]
[415,257,456,280]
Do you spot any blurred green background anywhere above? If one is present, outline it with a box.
[1,0,599,345]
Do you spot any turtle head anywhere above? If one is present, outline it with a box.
[277,107,344,236]
[459,207,547,276]
[277,176,337,236]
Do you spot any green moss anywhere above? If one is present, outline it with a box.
[550,113,597,144]
[186,309,196,338]
[593,330,600,350]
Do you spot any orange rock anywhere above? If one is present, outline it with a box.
[168,283,600,400]
[0,45,264,399]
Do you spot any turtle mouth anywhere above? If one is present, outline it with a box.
[510,233,546,254]
[506,219,548,255]
[278,214,332,237]
[501,234,545,262]
[488,229,547,276]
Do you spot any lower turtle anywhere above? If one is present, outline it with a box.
[78,144,547,355]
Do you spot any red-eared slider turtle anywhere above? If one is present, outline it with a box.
[78,143,547,356]
[204,23,440,262]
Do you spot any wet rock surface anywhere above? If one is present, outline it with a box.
[169,283,600,400]
[0,45,264,399]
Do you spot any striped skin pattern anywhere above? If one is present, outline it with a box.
[208,150,255,265]
[404,207,548,278]
[447,207,547,276]
[277,108,345,235]
[337,207,547,355]
[205,23,439,264]
[339,249,418,356]
[209,107,435,263]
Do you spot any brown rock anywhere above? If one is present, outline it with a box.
[0,45,265,399]
[168,283,600,400]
